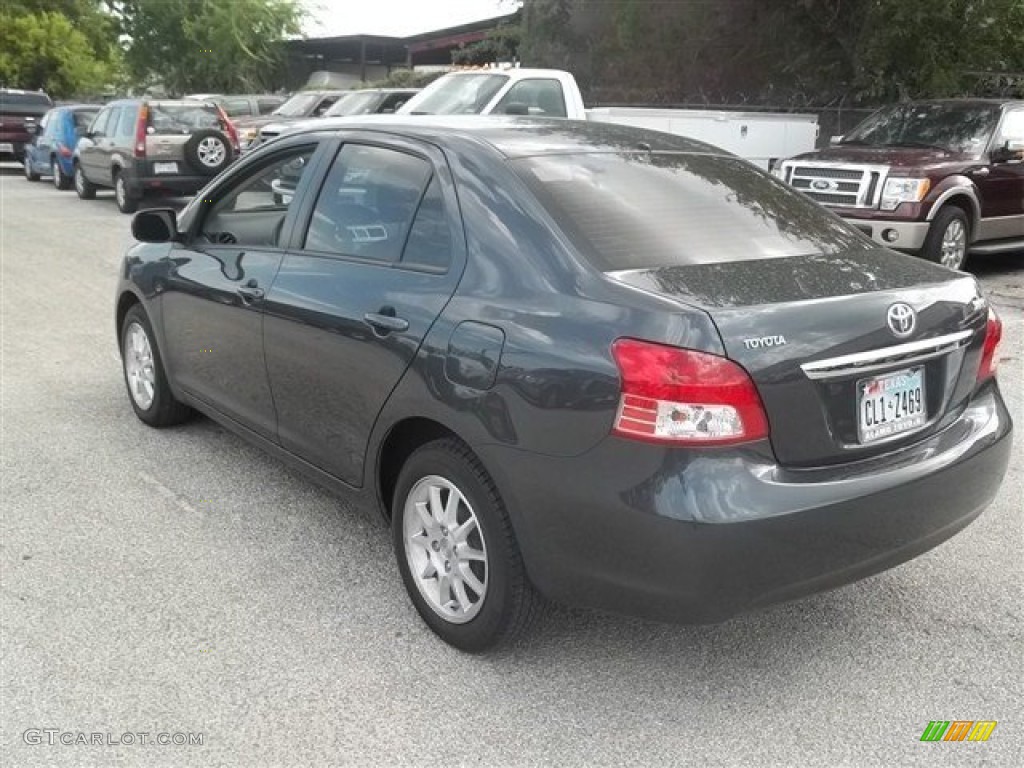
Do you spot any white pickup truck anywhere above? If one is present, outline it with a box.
[397,68,818,170]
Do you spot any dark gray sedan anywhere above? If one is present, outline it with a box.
[116,117,1012,652]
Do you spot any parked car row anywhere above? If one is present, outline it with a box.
[22,98,239,213]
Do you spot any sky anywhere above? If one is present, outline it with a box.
[302,0,517,38]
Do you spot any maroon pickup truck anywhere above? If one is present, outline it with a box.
[0,89,53,163]
[777,99,1024,270]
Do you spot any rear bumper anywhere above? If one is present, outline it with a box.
[0,138,27,159]
[127,173,211,197]
[478,382,1012,623]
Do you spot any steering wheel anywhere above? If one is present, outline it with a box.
[329,204,381,249]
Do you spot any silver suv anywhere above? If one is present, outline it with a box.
[74,99,239,213]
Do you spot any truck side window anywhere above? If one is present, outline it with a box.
[495,79,567,118]
[996,111,1024,144]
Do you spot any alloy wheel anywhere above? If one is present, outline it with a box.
[403,475,488,624]
[940,218,967,270]
[74,167,84,194]
[52,159,61,188]
[197,137,225,168]
[123,322,156,410]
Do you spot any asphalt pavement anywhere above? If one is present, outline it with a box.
[1,164,1022,768]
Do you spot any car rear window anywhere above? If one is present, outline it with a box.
[0,91,52,108]
[512,152,872,270]
[148,104,221,135]
[72,109,99,130]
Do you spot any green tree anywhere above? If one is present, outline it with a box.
[0,1,120,97]
[0,10,118,97]
[115,0,303,95]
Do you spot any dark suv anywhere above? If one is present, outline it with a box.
[74,99,239,213]
[0,88,53,162]
[777,99,1024,269]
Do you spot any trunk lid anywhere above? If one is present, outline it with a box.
[610,249,989,466]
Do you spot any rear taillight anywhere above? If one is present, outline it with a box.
[58,145,72,157]
[611,338,770,445]
[134,104,148,158]
[977,309,1003,383]
[215,105,239,151]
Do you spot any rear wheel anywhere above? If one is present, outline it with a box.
[74,163,96,199]
[392,439,541,652]
[114,172,139,214]
[922,207,969,270]
[52,157,72,190]
[120,305,192,427]
[23,156,40,182]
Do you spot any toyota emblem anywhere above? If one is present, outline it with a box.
[887,303,916,337]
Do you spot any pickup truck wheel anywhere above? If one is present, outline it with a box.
[23,157,40,182]
[74,164,96,199]
[922,207,969,270]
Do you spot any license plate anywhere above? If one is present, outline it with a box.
[153,162,178,174]
[0,143,13,153]
[857,367,926,443]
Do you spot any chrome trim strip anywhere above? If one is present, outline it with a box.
[801,330,972,380]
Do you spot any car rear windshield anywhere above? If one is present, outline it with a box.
[512,152,871,270]
[148,104,221,135]
[72,108,99,130]
[0,91,52,108]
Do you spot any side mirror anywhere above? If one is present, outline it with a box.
[829,135,844,146]
[993,139,1024,163]
[132,208,179,243]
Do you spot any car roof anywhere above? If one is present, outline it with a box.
[289,115,728,159]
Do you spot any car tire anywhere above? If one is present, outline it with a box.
[74,163,96,200]
[52,157,72,190]
[114,172,139,214]
[184,129,233,176]
[392,438,542,652]
[921,206,969,271]
[120,305,192,428]
[23,157,40,182]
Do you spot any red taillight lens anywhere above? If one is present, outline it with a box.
[58,145,72,157]
[611,338,770,445]
[977,309,1003,383]
[134,104,148,158]
[215,105,239,151]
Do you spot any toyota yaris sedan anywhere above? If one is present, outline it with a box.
[116,117,1012,652]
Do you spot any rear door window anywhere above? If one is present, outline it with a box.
[513,152,871,270]
[303,144,433,263]
[400,177,453,271]
[115,106,137,139]
[221,98,252,117]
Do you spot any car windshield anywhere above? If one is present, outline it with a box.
[148,104,221,135]
[402,74,508,115]
[323,91,381,117]
[0,91,52,108]
[842,103,1000,154]
[513,152,871,270]
[272,92,323,117]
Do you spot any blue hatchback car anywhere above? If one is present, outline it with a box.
[23,104,100,189]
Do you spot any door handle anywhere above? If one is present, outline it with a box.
[364,309,409,334]
[236,280,264,302]
[971,167,990,177]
